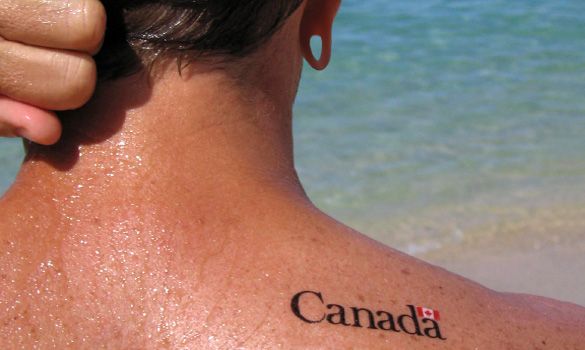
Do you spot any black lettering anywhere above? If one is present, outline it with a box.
[422,318,446,340]
[289,292,446,341]
[376,311,399,332]
[291,290,325,324]
[326,304,351,326]
[351,307,377,329]
[397,305,422,335]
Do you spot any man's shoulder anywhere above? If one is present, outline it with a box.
[506,292,585,329]
[272,217,585,348]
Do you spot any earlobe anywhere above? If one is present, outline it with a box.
[300,0,341,71]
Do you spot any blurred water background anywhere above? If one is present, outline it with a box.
[1,0,585,255]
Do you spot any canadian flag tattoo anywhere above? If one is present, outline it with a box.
[416,306,441,321]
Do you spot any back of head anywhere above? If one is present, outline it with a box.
[96,0,304,80]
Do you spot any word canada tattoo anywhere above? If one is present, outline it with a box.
[291,291,446,341]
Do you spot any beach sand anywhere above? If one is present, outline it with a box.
[417,205,585,306]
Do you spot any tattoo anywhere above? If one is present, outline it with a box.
[290,291,446,341]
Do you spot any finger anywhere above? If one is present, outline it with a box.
[0,0,106,54]
[0,97,61,145]
[0,38,97,111]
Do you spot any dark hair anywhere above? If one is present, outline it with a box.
[96,0,304,80]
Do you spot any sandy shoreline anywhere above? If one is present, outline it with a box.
[422,242,585,306]
[417,205,585,306]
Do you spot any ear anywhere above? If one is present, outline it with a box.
[300,0,341,71]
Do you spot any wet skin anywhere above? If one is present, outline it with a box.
[1,71,584,350]
[1,4,585,348]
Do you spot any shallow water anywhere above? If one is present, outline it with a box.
[2,0,585,253]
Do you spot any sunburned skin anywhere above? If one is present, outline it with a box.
[2,183,584,349]
[1,2,585,349]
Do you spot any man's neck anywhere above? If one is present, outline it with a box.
[4,67,310,229]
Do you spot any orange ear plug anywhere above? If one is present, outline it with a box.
[300,0,341,70]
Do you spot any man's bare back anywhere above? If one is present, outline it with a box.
[1,0,585,348]
[1,184,584,348]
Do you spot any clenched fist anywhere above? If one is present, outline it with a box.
[0,0,106,145]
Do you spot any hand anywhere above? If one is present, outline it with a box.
[0,0,106,145]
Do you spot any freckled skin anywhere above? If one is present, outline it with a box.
[1,3,585,349]
[2,180,585,348]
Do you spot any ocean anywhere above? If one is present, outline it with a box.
[1,0,585,254]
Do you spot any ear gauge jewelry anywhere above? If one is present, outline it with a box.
[300,0,340,71]
[302,33,331,71]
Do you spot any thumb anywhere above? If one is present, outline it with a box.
[0,96,62,145]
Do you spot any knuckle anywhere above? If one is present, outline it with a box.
[69,0,107,53]
[65,57,97,109]
[0,1,17,32]
[0,42,96,109]
[54,53,97,109]
[0,41,25,96]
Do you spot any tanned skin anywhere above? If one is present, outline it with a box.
[1,2,584,348]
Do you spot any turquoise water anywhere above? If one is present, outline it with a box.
[2,0,585,252]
